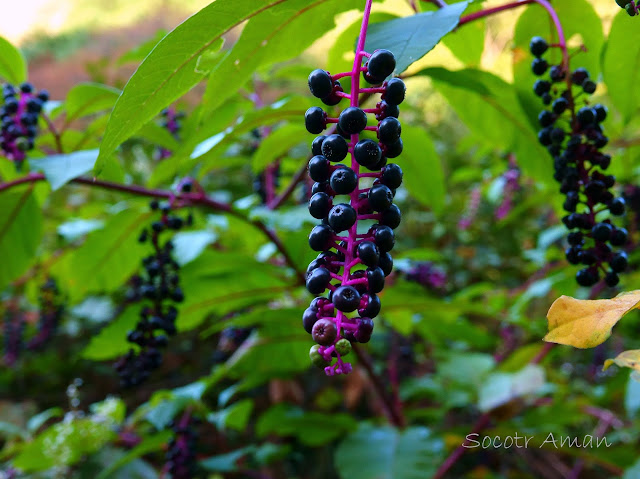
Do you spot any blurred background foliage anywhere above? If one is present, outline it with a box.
[0,0,639,478]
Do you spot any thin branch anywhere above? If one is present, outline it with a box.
[40,113,64,154]
[0,173,305,283]
[352,345,406,427]
[421,0,448,8]
[267,160,307,209]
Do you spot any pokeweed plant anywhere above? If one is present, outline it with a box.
[0,1,638,478]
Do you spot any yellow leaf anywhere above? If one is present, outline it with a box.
[544,290,640,348]
[603,350,640,372]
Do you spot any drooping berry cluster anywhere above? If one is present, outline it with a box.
[212,326,252,363]
[114,199,191,387]
[2,308,24,366]
[495,160,521,220]
[302,8,405,376]
[165,413,200,479]
[27,278,65,351]
[405,262,447,292]
[1,82,48,168]
[156,108,184,159]
[615,0,639,15]
[530,36,628,287]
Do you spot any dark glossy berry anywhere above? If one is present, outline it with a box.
[321,134,349,162]
[338,107,368,134]
[305,107,326,134]
[533,80,551,96]
[380,204,401,229]
[576,268,599,287]
[308,69,333,98]
[312,319,337,345]
[529,36,548,57]
[538,127,552,146]
[37,90,49,102]
[371,225,395,252]
[550,128,565,144]
[381,163,403,189]
[309,224,334,251]
[571,68,589,85]
[311,181,328,195]
[609,197,625,216]
[383,78,406,105]
[376,100,399,120]
[593,104,608,123]
[565,246,581,265]
[322,80,344,106]
[354,139,382,168]
[328,203,357,232]
[611,252,628,272]
[308,155,330,182]
[357,241,380,267]
[20,82,33,93]
[366,267,385,293]
[567,231,583,246]
[378,117,401,143]
[582,79,596,94]
[368,49,396,79]
[355,318,374,343]
[330,167,358,195]
[532,58,548,75]
[382,138,403,158]
[591,222,612,241]
[539,110,555,126]
[308,192,333,219]
[332,285,361,312]
[549,65,565,82]
[552,97,569,115]
[378,252,393,276]
[610,228,628,246]
[541,93,552,105]
[312,136,326,156]
[306,267,331,294]
[577,107,595,124]
[364,69,385,85]
[359,294,381,318]
[368,184,394,211]
[605,271,620,287]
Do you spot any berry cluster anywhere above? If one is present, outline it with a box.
[156,108,184,159]
[615,0,639,15]
[1,82,48,168]
[27,278,65,351]
[2,308,24,366]
[529,36,627,287]
[495,160,521,220]
[405,262,447,292]
[303,46,405,375]
[165,413,200,479]
[114,199,191,387]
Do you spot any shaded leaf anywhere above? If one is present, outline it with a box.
[478,364,546,412]
[64,83,121,122]
[335,424,444,479]
[545,291,640,348]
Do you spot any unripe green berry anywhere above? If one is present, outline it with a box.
[309,344,331,368]
[335,338,352,356]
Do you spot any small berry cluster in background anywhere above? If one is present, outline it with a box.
[212,326,252,363]
[156,107,184,160]
[2,307,24,367]
[405,262,447,292]
[530,36,628,287]
[615,0,639,15]
[0,82,48,168]
[495,160,521,220]
[302,1,405,376]
[458,186,482,230]
[114,193,192,387]
[165,412,200,479]
[27,278,65,351]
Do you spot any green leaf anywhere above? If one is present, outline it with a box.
[603,11,640,122]
[0,186,43,290]
[257,404,357,446]
[95,0,288,175]
[52,209,149,302]
[400,124,445,214]
[201,0,367,115]
[172,230,217,266]
[0,35,26,84]
[27,408,64,434]
[29,149,98,191]
[364,2,469,74]
[478,364,546,412]
[96,432,171,479]
[251,124,308,173]
[442,3,484,67]
[13,417,115,472]
[420,67,549,181]
[335,424,444,479]
[82,306,138,360]
[208,399,254,432]
[64,83,121,122]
